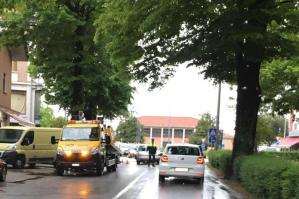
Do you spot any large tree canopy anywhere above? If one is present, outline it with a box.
[96,0,299,172]
[0,0,133,119]
[260,58,299,114]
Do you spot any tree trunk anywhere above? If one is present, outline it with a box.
[83,104,97,120]
[231,52,262,174]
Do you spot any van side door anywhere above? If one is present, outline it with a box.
[20,131,35,162]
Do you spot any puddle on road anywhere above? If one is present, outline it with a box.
[204,168,244,199]
[9,176,44,184]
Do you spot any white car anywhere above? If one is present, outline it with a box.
[159,144,205,183]
[135,144,160,165]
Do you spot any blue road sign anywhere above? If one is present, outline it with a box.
[208,128,217,144]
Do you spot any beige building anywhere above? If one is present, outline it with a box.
[222,133,234,150]
[11,61,42,125]
[138,116,199,148]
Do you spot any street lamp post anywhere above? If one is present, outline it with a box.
[215,81,221,149]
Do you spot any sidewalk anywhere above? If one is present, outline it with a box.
[206,166,254,199]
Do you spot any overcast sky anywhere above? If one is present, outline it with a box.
[129,64,237,134]
[51,64,237,134]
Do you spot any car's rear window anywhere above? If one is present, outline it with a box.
[166,146,200,156]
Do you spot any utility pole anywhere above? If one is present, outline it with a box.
[215,81,221,149]
[284,117,288,138]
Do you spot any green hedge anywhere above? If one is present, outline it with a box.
[208,150,232,177]
[237,154,299,199]
[259,151,299,162]
[209,151,299,199]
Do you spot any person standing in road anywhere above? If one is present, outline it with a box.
[147,138,157,167]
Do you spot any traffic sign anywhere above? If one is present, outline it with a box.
[208,128,218,144]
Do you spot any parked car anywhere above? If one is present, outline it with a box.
[0,159,7,182]
[158,144,205,183]
[119,143,130,156]
[128,145,138,158]
[135,144,161,165]
[258,145,281,152]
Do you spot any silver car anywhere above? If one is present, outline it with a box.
[135,144,160,165]
[159,144,205,183]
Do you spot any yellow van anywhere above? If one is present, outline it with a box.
[0,126,62,168]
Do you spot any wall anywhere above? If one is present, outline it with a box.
[0,48,12,109]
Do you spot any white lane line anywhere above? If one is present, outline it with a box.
[112,170,148,199]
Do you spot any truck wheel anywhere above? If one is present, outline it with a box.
[107,165,112,173]
[14,156,25,169]
[137,161,140,165]
[0,166,7,182]
[112,164,117,172]
[29,163,36,168]
[159,175,165,183]
[56,167,64,176]
[96,162,104,176]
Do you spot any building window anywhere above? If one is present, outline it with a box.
[152,128,161,137]
[12,61,18,71]
[143,128,150,137]
[174,129,183,138]
[185,129,193,138]
[2,73,6,94]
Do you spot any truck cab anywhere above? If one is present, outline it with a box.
[55,120,118,176]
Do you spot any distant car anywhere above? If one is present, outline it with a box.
[0,159,7,182]
[135,144,161,165]
[119,143,130,156]
[159,144,205,183]
[258,145,281,152]
[128,146,138,158]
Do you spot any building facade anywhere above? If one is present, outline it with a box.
[0,48,12,126]
[11,61,42,125]
[0,47,34,127]
[138,116,199,148]
[289,111,299,133]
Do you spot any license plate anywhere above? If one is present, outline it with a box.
[72,163,80,167]
[175,168,188,172]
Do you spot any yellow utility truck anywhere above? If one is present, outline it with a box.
[0,126,62,168]
[55,120,120,176]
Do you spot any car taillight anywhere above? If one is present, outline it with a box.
[196,156,204,164]
[161,155,169,162]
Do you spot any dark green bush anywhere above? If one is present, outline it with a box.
[208,150,232,177]
[237,155,287,199]
[209,151,299,199]
[236,154,299,199]
[259,151,299,162]
[281,164,299,199]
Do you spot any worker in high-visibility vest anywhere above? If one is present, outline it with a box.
[147,138,157,167]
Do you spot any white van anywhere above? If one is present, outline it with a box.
[0,126,62,168]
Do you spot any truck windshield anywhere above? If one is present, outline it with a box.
[0,129,23,143]
[61,127,99,141]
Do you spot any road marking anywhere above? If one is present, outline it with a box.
[112,170,148,199]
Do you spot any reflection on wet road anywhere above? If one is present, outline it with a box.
[0,158,246,199]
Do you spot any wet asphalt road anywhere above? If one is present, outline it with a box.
[0,158,246,199]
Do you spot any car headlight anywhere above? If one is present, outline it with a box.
[6,144,16,151]
[57,147,64,155]
[90,147,99,155]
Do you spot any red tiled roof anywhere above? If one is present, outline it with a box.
[138,116,199,128]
